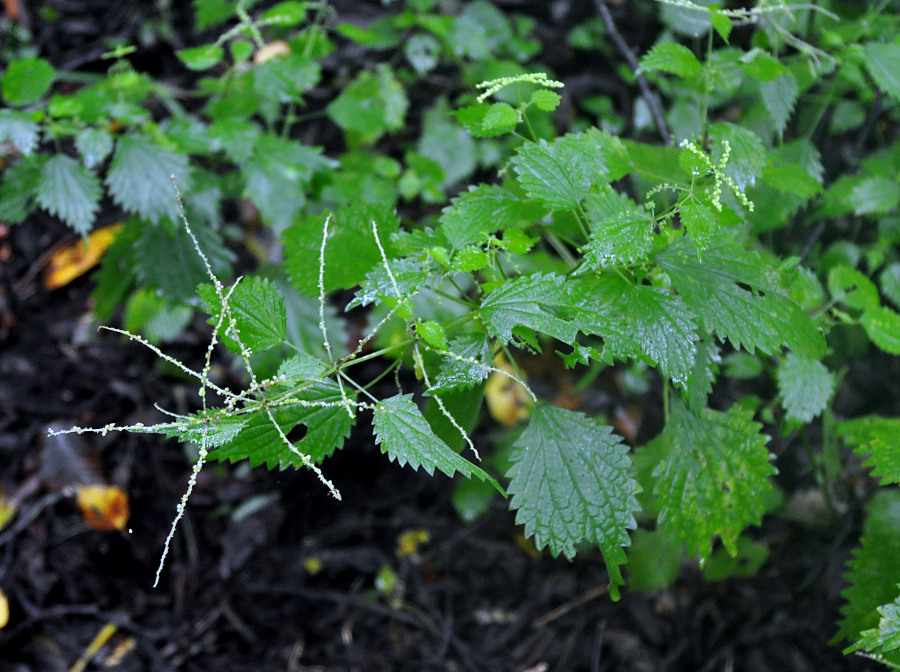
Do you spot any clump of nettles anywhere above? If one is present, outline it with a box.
[49,177,517,586]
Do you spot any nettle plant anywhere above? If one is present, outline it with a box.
[31,0,900,664]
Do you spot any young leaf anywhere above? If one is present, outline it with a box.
[198,276,287,353]
[2,57,54,105]
[861,306,900,355]
[837,416,900,485]
[845,589,900,659]
[511,134,607,210]
[75,128,114,169]
[0,109,40,155]
[106,134,190,224]
[583,188,655,267]
[708,123,765,190]
[212,382,355,468]
[650,397,776,561]
[481,102,518,136]
[658,239,826,358]
[348,257,427,310]
[836,490,900,647]
[506,403,640,600]
[759,73,799,135]
[147,410,248,447]
[480,273,580,345]
[430,334,494,393]
[640,42,702,78]
[777,353,835,423]
[438,183,520,249]
[35,155,102,236]
[372,394,500,489]
[177,44,225,71]
[679,199,718,252]
[864,42,900,104]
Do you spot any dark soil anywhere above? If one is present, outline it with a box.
[0,1,890,671]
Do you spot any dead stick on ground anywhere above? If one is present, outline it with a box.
[594,0,673,146]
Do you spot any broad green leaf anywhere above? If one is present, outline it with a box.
[242,135,329,232]
[837,416,900,486]
[837,490,900,647]
[0,109,40,155]
[430,334,494,393]
[849,176,900,216]
[708,122,766,190]
[845,589,900,658]
[177,44,225,71]
[583,188,654,267]
[828,265,880,312]
[738,49,788,81]
[439,184,520,249]
[862,306,900,355]
[198,275,287,353]
[348,257,427,310]
[35,155,102,235]
[212,381,355,468]
[123,287,192,343]
[75,128,114,169]
[106,134,190,224]
[208,118,260,162]
[135,220,233,302]
[760,162,822,200]
[759,73,799,135]
[284,202,401,297]
[531,89,561,112]
[277,354,329,381]
[864,43,900,104]
[261,1,309,26]
[650,397,776,560]
[417,320,447,349]
[0,155,42,223]
[252,53,320,105]
[372,393,500,488]
[679,199,718,252]
[480,273,580,344]
[506,403,640,599]
[481,102,518,136]
[776,353,835,423]
[2,58,54,105]
[626,527,682,592]
[511,134,608,210]
[639,43,702,78]
[418,98,477,186]
[881,263,900,309]
[658,239,826,357]
[146,410,248,447]
[326,65,408,143]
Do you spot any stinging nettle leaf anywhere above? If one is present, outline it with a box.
[511,133,608,210]
[650,396,776,561]
[36,155,102,236]
[837,415,900,486]
[75,128,114,169]
[439,183,520,249]
[583,188,655,267]
[864,42,900,104]
[506,403,640,600]
[480,273,580,345]
[0,109,40,155]
[845,589,900,659]
[198,275,287,353]
[777,352,835,423]
[372,394,500,489]
[639,42,702,79]
[861,306,900,356]
[430,333,494,393]
[2,57,55,105]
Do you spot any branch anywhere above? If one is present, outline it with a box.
[594,0,672,146]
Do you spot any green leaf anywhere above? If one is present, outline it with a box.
[0,109,40,155]
[658,239,826,358]
[242,134,329,232]
[105,134,190,224]
[2,57,55,105]
[252,53,320,106]
[481,102,518,136]
[348,257,427,310]
[148,410,248,447]
[283,202,400,296]
[640,42,702,78]
[326,65,408,143]
[0,155,42,223]
[679,199,718,252]
[418,98,477,186]
[480,273,580,344]
[430,333,494,393]
[864,43,900,104]
[626,527,682,592]
[212,381,355,467]
[511,133,608,210]
[738,49,789,82]
[530,89,561,112]
[650,397,776,561]
[759,73,799,135]
[177,44,225,71]
[277,354,329,381]
[35,155,102,236]
[710,11,732,43]
[372,393,500,488]
[75,128,114,169]
[417,320,448,349]
[837,416,900,486]
[506,403,640,599]
[708,122,766,191]
[837,490,900,646]
[439,183,520,249]
[862,306,900,355]
[760,162,822,200]
[846,589,900,658]
[881,263,900,310]
[828,265,880,312]
[261,1,310,26]
[123,288,193,343]
[198,276,287,353]
[849,176,900,216]
[583,188,654,267]
[777,353,835,423]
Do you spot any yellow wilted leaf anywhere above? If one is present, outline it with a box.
[396,528,430,559]
[44,223,122,290]
[485,354,532,426]
[0,588,8,629]
[0,490,16,533]
[75,484,130,531]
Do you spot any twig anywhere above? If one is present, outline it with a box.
[594,0,672,146]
